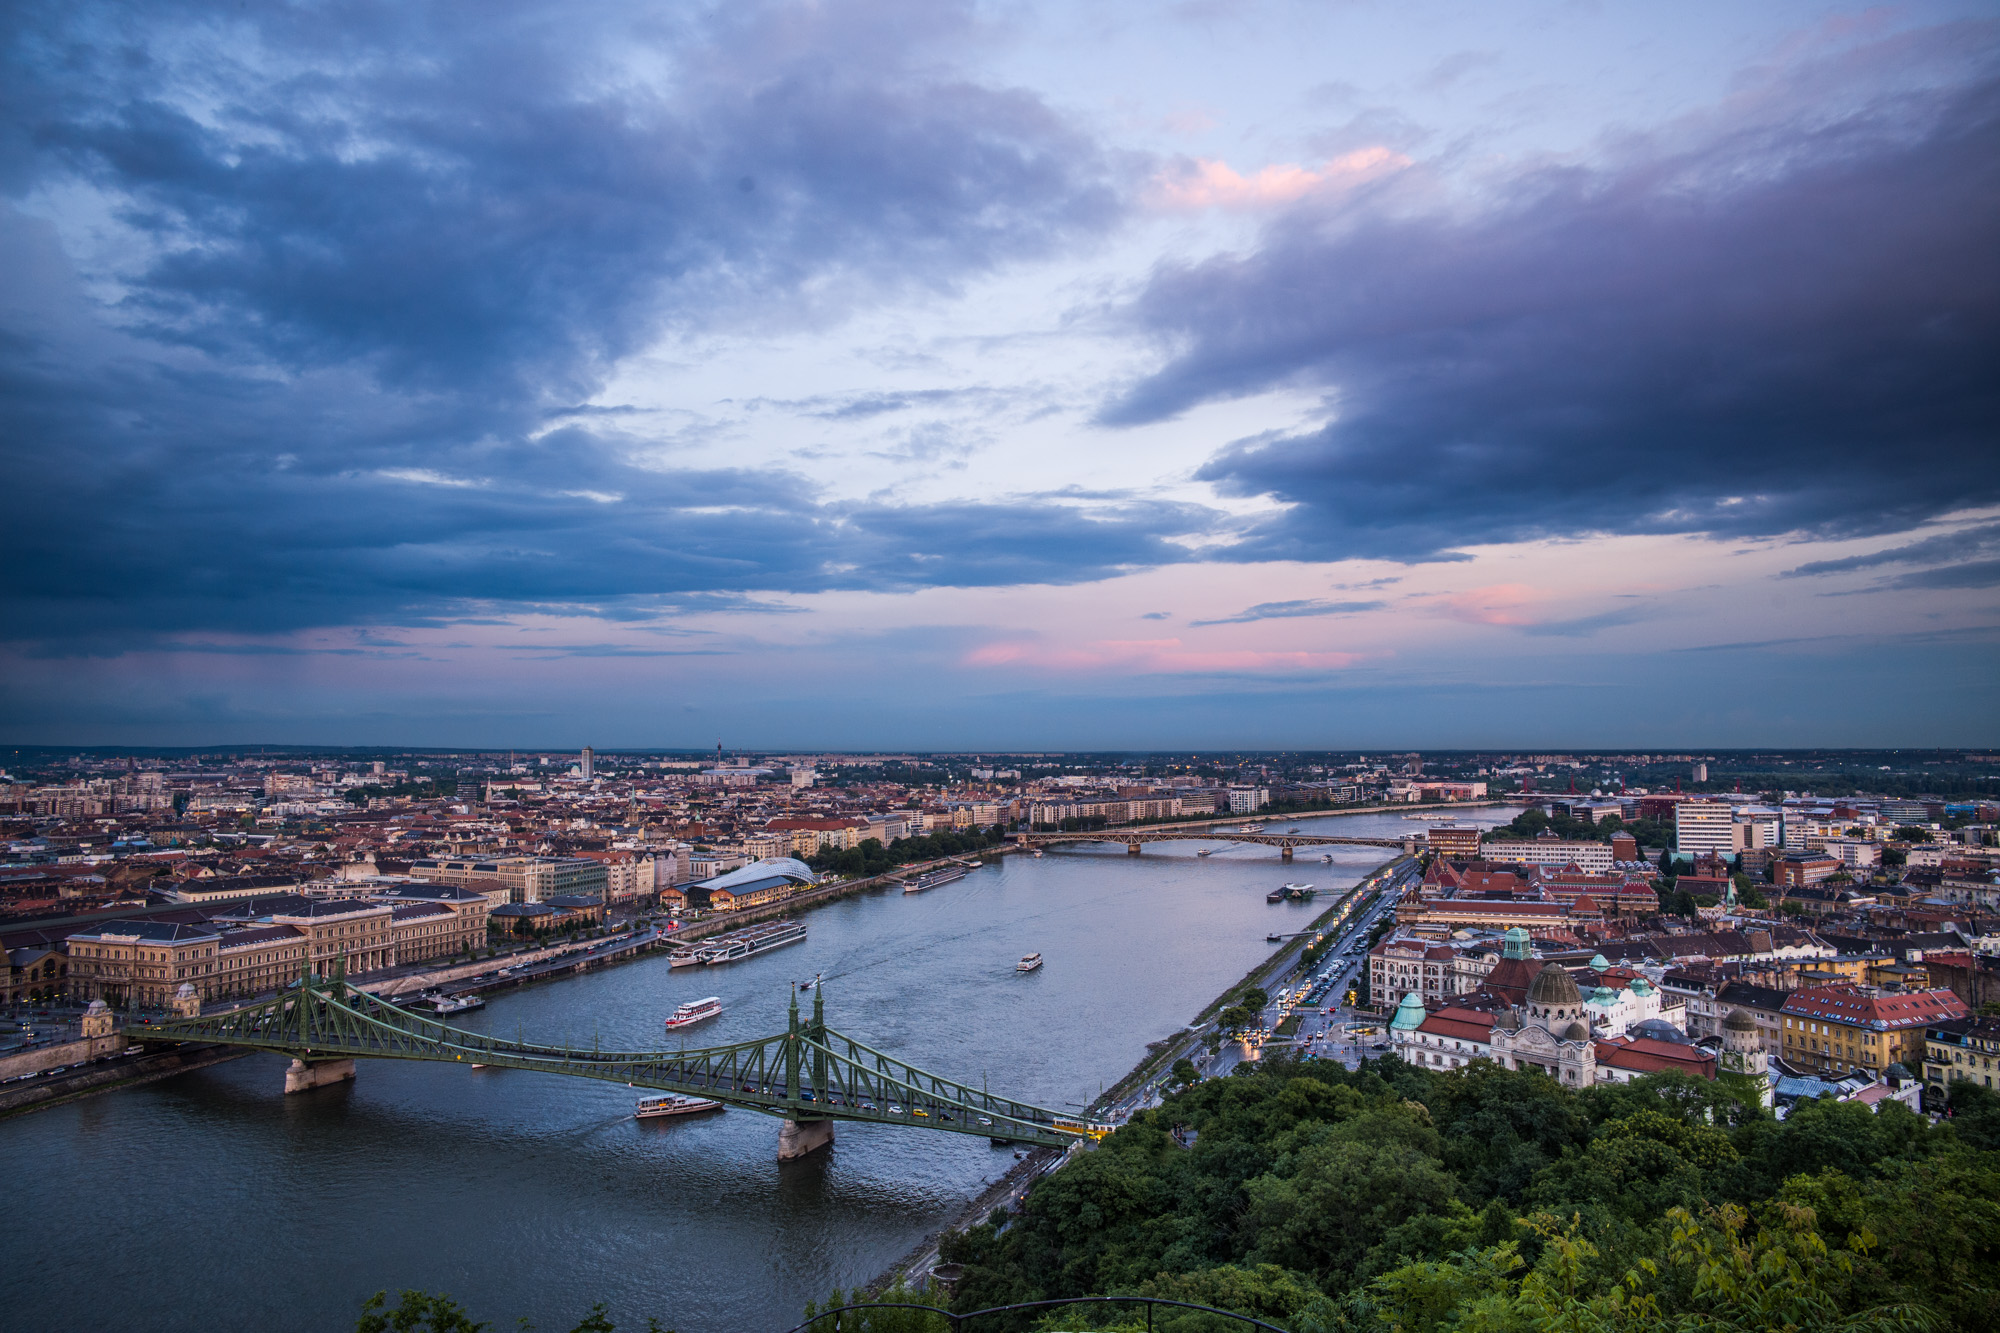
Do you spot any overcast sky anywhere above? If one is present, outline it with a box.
[3,0,1996,750]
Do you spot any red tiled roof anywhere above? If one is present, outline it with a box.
[1418,1009,1496,1042]
[1781,984,1968,1029]
[1595,1037,1717,1077]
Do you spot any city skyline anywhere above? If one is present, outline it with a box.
[4,1,1997,748]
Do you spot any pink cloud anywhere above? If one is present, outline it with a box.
[1151,146,1408,211]
[963,637,1364,674]
[1422,583,1543,626]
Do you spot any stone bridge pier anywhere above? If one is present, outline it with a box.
[778,1118,835,1160]
[284,1057,356,1094]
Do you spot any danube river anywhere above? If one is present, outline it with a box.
[0,805,1520,1333]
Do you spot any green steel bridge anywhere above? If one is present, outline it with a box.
[145,964,1099,1158]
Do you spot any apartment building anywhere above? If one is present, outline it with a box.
[1924,1014,2000,1092]
[1779,984,1968,1078]
[1425,826,1483,859]
[1676,799,1737,857]
[409,855,609,904]
[1482,836,1613,873]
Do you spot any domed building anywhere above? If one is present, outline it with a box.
[1390,952,1720,1087]
[1485,964,1597,1085]
[690,857,817,912]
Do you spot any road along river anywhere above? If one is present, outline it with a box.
[0,804,1520,1333]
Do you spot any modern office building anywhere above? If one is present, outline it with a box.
[1676,798,1736,858]
[410,855,609,904]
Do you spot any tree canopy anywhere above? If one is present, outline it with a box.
[939,1055,2000,1333]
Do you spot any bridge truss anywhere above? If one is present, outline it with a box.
[145,965,1089,1150]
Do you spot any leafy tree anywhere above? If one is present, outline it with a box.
[355,1292,486,1333]
[801,1283,946,1332]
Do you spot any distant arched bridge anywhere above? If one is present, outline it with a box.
[1015,826,1419,861]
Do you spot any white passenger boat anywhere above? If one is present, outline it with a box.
[697,919,807,963]
[635,1094,723,1119]
[665,996,722,1029]
[429,993,484,1015]
[904,867,969,894]
[1017,952,1043,972]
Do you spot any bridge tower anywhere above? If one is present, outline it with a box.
[285,954,357,1094]
[778,986,834,1161]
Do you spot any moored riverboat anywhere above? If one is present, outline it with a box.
[698,919,807,964]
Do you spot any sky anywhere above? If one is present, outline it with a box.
[2,0,1997,751]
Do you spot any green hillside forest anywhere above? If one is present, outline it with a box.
[924,1056,2000,1332]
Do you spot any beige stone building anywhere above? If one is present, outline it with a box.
[66,883,490,1007]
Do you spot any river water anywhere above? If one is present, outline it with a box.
[0,806,1519,1333]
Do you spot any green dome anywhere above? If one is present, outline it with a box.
[1629,978,1654,996]
[1502,927,1533,960]
[1391,992,1428,1031]
[1590,953,1611,970]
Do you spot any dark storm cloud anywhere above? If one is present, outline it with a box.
[0,0,1142,650]
[0,317,1214,650]
[8,0,1118,399]
[1190,598,1385,626]
[1880,559,2000,591]
[1103,35,2000,562]
[1783,524,2000,577]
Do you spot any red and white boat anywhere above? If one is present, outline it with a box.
[665,996,722,1029]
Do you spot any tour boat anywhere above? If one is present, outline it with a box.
[1282,882,1314,893]
[665,996,723,1029]
[1016,952,1043,972]
[635,1094,723,1120]
[1196,848,1214,857]
[430,993,484,1015]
